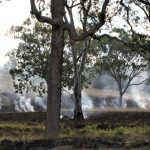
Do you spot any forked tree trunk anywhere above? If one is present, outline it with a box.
[71,43,84,120]
[73,40,88,120]
[46,0,64,139]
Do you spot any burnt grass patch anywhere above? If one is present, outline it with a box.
[0,110,150,149]
[0,137,150,150]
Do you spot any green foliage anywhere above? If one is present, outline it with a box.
[8,18,74,95]
[112,28,150,61]
[8,16,150,98]
[8,18,97,95]
[94,29,149,96]
[77,124,98,136]
[129,33,150,61]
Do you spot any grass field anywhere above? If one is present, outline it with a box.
[0,110,150,149]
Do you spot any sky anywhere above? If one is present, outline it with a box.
[0,0,30,66]
[0,1,149,67]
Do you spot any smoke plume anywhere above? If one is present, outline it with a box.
[0,66,150,117]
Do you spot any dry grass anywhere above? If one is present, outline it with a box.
[0,111,149,149]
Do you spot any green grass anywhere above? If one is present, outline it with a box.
[0,122,45,141]
[0,122,150,150]
[0,121,149,143]
[61,123,150,138]
[60,124,150,148]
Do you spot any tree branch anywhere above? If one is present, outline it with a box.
[74,0,110,41]
[134,0,150,22]
[77,38,91,62]
[92,33,126,44]
[30,0,67,27]
[130,78,150,86]
[120,0,134,32]
[138,0,150,5]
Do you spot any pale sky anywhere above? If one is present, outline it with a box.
[0,0,30,66]
[0,1,149,67]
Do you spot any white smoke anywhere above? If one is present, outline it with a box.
[91,71,150,109]
[130,72,150,109]
[0,67,14,93]
[111,98,127,108]
[81,91,94,118]
[14,95,34,112]
[82,91,93,110]
[1,62,150,115]
[112,98,120,108]
[24,98,34,112]
[61,92,74,110]
[35,96,46,110]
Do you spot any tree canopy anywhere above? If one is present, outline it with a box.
[94,29,150,107]
[8,18,74,95]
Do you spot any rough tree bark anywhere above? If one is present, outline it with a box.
[46,27,64,138]
[30,0,64,139]
[46,0,64,139]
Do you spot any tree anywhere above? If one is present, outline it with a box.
[8,18,73,96]
[30,0,109,136]
[127,33,150,61]
[94,32,150,107]
[8,18,95,120]
[8,19,50,95]
[30,0,65,138]
[29,0,149,138]
[68,37,95,120]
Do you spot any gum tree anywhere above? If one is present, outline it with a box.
[94,31,150,107]
[8,18,91,121]
[29,0,149,138]
[30,0,110,138]
[8,18,98,120]
[30,0,65,138]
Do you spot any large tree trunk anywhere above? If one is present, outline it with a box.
[46,0,64,139]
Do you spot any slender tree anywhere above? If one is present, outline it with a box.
[94,32,150,107]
